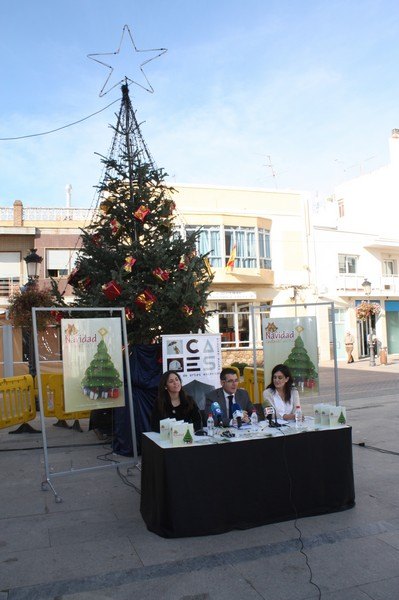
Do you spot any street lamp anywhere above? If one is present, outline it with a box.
[22,249,43,377]
[362,278,375,366]
[24,248,43,285]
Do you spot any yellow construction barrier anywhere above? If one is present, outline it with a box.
[39,373,90,421]
[0,374,36,429]
[226,364,240,379]
[243,367,265,404]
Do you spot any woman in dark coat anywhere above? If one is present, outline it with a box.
[150,370,202,433]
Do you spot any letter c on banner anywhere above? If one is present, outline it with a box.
[186,339,199,353]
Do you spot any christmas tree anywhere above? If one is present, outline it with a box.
[183,427,193,444]
[67,83,213,345]
[81,328,123,399]
[284,332,318,383]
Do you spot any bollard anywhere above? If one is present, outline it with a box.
[379,347,388,365]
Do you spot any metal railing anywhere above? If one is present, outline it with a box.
[335,274,399,295]
[0,207,14,221]
[22,207,95,222]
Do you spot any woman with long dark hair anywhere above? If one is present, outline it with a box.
[150,370,203,433]
[262,364,300,421]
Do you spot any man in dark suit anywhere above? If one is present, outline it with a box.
[205,367,253,427]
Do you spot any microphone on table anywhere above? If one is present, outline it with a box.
[264,406,281,428]
[232,402,243,428]
[265,406,274,427]
[211,401,223,426]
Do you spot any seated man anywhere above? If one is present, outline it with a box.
[205,367,253,427]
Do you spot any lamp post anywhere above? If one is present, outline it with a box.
[24,248,43,286]
[23,249,43,376]
[362,278,376,366]
[9,249,44,433]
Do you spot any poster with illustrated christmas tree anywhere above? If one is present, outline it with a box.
[61,317,125,412]
[262,317,319,393]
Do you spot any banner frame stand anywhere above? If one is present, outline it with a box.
[32,306,137,503]
[251,301,339,406]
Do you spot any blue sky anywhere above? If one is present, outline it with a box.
[1,0,399,207]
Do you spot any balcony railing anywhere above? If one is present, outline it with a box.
[0,207,14,221]
[22,207,95,222]
[335,274,399,295]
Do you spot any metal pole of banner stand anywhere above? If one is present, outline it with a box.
[329,302,340,407]
[32,308,55,494]
[250,305,259,404]
[120,309,138,463]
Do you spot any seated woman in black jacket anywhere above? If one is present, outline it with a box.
[150,370,203,433]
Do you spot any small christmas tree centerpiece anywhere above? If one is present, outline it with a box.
[183,427,193,444]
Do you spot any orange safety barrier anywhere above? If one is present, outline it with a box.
[39,373,90,421]
[0,374,36,429]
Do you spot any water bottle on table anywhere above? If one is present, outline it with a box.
[295,405,302,429]
[207,413,215,436]
[250,409,258,428]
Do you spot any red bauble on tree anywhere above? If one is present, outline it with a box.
[102,280,122,301]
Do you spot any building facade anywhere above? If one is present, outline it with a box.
[313,129,399,361]
[0,185,314,370]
